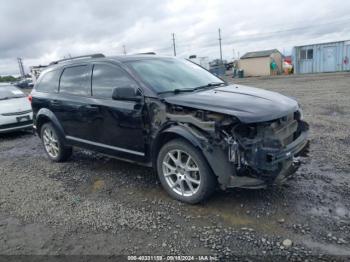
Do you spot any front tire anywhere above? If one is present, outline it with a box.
[41,123,72,162]
[157,139,216,204]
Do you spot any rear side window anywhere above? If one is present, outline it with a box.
[36,70,60,93]
[92,64,136,99]
[59,65,90,96]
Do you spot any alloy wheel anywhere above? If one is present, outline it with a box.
[42,127,60,158]
[162,149,201,197]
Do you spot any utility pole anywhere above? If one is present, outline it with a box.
[123,45,127,55]
[17,58,25,79]
[218,28,223,62]
[172,33,176,56]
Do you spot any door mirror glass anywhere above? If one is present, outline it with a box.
[112,86,141,102]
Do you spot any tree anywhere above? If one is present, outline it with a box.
[0,75,19,83]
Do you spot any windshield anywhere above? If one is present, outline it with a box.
[0,86,25,100]
[127,58,224,93]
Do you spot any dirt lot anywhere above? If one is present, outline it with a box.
[1,73,350,261]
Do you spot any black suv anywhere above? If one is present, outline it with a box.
[31,54,309,204]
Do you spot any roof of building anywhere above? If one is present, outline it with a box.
[293,39,350,48]
[240,49,281,59]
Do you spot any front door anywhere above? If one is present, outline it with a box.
[323,46,337,72]
[89,62,145,159]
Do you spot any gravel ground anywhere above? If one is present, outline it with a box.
[0,73,350,261]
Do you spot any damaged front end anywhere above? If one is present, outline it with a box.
[165,105,309,189]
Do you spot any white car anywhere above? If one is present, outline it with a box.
[0,85,33,133]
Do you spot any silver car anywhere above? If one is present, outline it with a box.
[0,85,33,133]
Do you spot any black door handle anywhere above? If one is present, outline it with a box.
[50,100,60,105]
[83,105,100,112]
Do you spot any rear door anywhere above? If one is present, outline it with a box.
[54,64,93,140]
[88,62,145,158]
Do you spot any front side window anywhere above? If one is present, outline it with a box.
[36,70,60,93]
[92,64,136,99]
[127,58,224,93]
[59,65,90,96]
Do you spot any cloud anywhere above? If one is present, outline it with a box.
[0,0,349,75]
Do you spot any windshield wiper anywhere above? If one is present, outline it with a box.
[158,82,225,95]
[158,88,197,95]
[0,97,10,100]
[193,82,225,91]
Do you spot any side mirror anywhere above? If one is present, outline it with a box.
[112,86,142,102]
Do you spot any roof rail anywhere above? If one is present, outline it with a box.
[49,53,105,65]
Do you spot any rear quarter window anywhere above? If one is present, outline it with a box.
[35,70,60,93]
[59,65,90,96]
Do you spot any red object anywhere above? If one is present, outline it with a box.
[28,94,32,103]
[284,56,292,64]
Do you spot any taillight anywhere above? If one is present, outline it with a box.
[28,94,32,103]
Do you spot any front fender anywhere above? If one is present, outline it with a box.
[154,124,235,189]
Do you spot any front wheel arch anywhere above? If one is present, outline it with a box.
[151,126,205,170]
[152,125,235,190]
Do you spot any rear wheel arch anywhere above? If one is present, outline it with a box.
[35,109,65,139]
[36,115,51,137]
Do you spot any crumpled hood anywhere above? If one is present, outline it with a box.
[164,84,299,123]
[0,97,31,115]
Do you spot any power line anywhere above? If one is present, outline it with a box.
[161,16,350,53]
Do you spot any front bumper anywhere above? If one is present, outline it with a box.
[0,121,33,133]
[227,121,309,189]
[258,127,309,169]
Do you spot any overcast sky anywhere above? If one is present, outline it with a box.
[1,0,350,76]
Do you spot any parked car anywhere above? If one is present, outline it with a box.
[15,78,34,88]
[30,54,309,204]
[0,85,33,133]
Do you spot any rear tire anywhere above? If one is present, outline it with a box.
[41,123,72,162]
[157,139,216,204]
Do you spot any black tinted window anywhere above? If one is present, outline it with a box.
[92,64,136,99]
[59,65,90,96]
[36,70,60,93]
[307,49,313,59]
